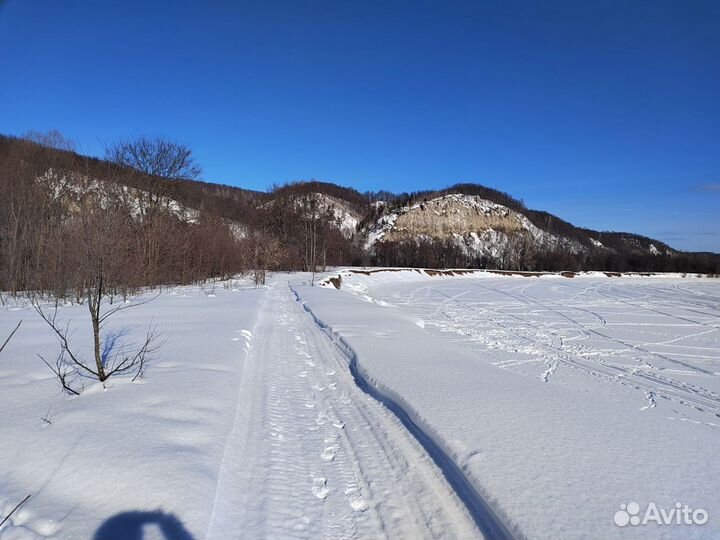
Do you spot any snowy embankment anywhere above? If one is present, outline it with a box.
[299,269,720,539]
[0,282,264,539]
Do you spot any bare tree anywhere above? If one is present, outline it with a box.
[33,296,163,394]
[22,129,76,152]
[31,184,164,393]
[244,232,281,286]
[298,194,336,285]
[105,136,201,182]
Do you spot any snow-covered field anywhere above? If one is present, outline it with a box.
[0,282,264,540]
[1,270,719,539]
[306,270,720,539]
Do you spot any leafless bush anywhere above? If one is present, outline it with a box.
[200,280,217,296]
[243,232,281,286]
[33,298,164,394]
[222,276,246,290]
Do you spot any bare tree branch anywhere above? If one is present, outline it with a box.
[31,298,100,378]
[105,136,201,181]
[38,351,81,395]
[0,320,21,355]
[97,291,161,327]
[0,494,32,529]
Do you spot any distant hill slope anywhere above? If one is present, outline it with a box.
[1,133,717,274]
[361,185,694,271]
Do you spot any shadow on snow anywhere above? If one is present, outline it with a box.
[100,327,132,368]
[93,510,194,540]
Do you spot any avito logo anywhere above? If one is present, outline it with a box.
[614,502,708,527]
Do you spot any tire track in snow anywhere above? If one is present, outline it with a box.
[291,286,515,540]
[209,283,480,539]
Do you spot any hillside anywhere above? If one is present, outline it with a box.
[363,185,716,273]
[365,193,582,261]
[1,133,718,286]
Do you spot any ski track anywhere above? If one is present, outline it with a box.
[206,283,480,540]
[408,280,720,419]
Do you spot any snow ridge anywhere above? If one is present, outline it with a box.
[205,291,265,540]
[291,286,516,540]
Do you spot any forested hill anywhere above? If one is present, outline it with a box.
[1,132,717,297]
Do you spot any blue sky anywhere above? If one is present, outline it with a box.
[1,0,718,251]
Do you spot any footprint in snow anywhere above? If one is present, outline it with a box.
[321,444,340,462]
[292,515,311,532]
[311,477,330,500]
[345,488,368,512]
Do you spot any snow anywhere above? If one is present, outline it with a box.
[364,194,583,256]
[35,168,246,236]
[2,270,719,539]
[0,277,476,540]
[299,270,720,539]
[205,283,476,539]
[284,193,361,238]
[0,281,264,540]
[324,196,361,237]
[365,212,398,248]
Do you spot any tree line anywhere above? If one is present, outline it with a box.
[2,131,717,296]
[0,132,366,298]
[0,134,249,298]
[372,237,720,274]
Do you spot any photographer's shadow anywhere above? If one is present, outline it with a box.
[93,510,194,540]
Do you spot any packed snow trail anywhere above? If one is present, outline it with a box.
[293,287,515,540]
[206,282,480,540]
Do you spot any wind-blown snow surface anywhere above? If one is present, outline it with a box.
[302,270,720,539]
